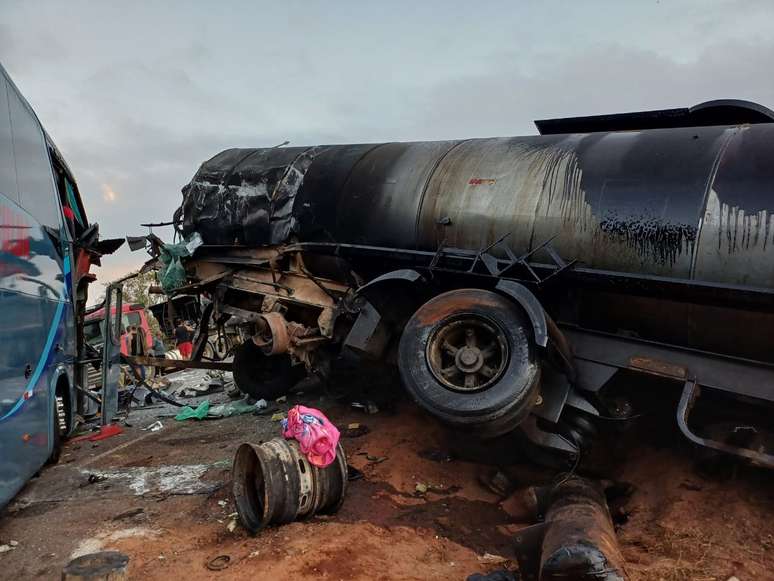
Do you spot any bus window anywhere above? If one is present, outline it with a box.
[7,85,61,229]
[124,311,142,328]
[0,77,18,203]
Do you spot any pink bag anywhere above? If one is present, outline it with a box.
[281,405,340,468]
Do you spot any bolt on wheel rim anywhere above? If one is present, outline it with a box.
[426,315,509,392]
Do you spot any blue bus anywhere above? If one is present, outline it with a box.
[0,63,121,509]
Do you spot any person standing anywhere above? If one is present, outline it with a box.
[151,333,166,357]
[174,319,194,359]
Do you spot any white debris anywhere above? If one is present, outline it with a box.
[70,527,160,559]
[80,463,217,496]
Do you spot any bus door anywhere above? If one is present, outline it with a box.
[100,284,123,425]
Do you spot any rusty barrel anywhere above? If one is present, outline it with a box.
[232,437,348,533]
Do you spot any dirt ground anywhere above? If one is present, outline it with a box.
[0,370,771,581]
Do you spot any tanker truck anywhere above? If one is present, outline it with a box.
[150,99,774,468]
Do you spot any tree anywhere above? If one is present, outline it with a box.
[98,269,165,336]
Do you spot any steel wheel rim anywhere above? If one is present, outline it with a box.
[426,314,509,393]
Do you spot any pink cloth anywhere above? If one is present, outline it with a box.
[282,405,340,468]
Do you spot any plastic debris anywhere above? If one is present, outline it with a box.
[478,553,508,564]
[270,412,285,422]
[142,421,164,432]
[0,545,12,553]
[255,399,268,411]
[282,405,340,468]
[415,483,428,494]
[71,424,123,443]
[275,395,287,403]
[208,401,256,418]
[174,400,210,421]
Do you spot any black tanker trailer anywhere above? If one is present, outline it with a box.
[151,99,774,468]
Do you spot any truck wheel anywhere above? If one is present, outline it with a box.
[233,340,304,400]
[398,288,540,438]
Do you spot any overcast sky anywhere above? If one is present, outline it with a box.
[2,0,773,285]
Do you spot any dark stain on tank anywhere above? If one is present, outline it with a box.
[532,143,697,266]
[599,213,697,265]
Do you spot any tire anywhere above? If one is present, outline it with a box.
[398,288,540,438]
[233,340,305,400]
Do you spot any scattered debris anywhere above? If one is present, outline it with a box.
[351,401,379,415]
[208,400,257,418]
[254,398,268,411]
[86,474,108,485]
[478,552,508,564]
[275,395,287,403]
[343,423,369,438]
[70,528,159,560]
[415,483,429,495]
[71,424,124,443]
[112,508,145,521]
[174,400,210,421]
[205,555,231,571]
[0,544,14,553]
[62,551,130,581]
[142,421,164,432]
[78,463,227,496]
[270,412,285,422]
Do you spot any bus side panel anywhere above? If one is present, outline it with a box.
[0,194,66,508]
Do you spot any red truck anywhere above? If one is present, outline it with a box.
[85,303,153,356]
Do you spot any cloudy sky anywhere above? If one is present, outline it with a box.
[2,0,773,284]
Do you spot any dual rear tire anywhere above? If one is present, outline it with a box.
[398,289,540,438]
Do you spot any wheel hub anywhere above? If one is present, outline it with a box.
[426,315,509,392]
[455,345,483,373]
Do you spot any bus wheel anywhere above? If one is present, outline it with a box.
[233,340,304,400]
[398,288,541,438]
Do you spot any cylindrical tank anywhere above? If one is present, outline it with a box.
[182,123,774,290]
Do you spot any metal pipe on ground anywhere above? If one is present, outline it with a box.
[515,477,628,581]
[232,438,348,533]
